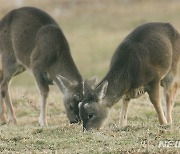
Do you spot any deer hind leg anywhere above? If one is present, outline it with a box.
[0,63,19,125]
[119,97,130,128]
[162,81,177,124]
[0,70,7,124]
[32,67,49,127]
[147,80,167,125]
[0,96,7,125]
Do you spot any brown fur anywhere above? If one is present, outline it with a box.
[0,7,86,126]
[79,22,180,130]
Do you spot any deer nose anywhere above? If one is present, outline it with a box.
[83,127,86,132]
[70,120,78,124]
[70,117,79,124]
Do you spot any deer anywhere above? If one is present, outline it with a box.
[0,7,96,126]
[79,22,180,131]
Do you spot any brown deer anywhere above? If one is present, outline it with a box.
[79,22,180,130]
[0,7,96,126]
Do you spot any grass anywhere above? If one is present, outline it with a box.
[0,0,180,153]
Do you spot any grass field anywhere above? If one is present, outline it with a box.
[0,0,180,153]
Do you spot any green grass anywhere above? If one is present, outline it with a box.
[0,0,180,153]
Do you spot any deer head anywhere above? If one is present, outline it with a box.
[79,80,109,130]
[57,75,98,124]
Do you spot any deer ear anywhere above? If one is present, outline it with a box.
[84,76,98,92]
[56,75,78,90]
[87,76,98,87]
[78,102,82,109]
[96,81,108,100]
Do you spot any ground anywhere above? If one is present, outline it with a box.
[0,0,180,153]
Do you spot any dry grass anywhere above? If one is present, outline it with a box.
[0,0,180,153]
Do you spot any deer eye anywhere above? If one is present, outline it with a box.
[88,113,93,119]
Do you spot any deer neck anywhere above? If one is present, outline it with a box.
[59,55,82,83]
[51,50,83,86]
[102,66,131,108]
